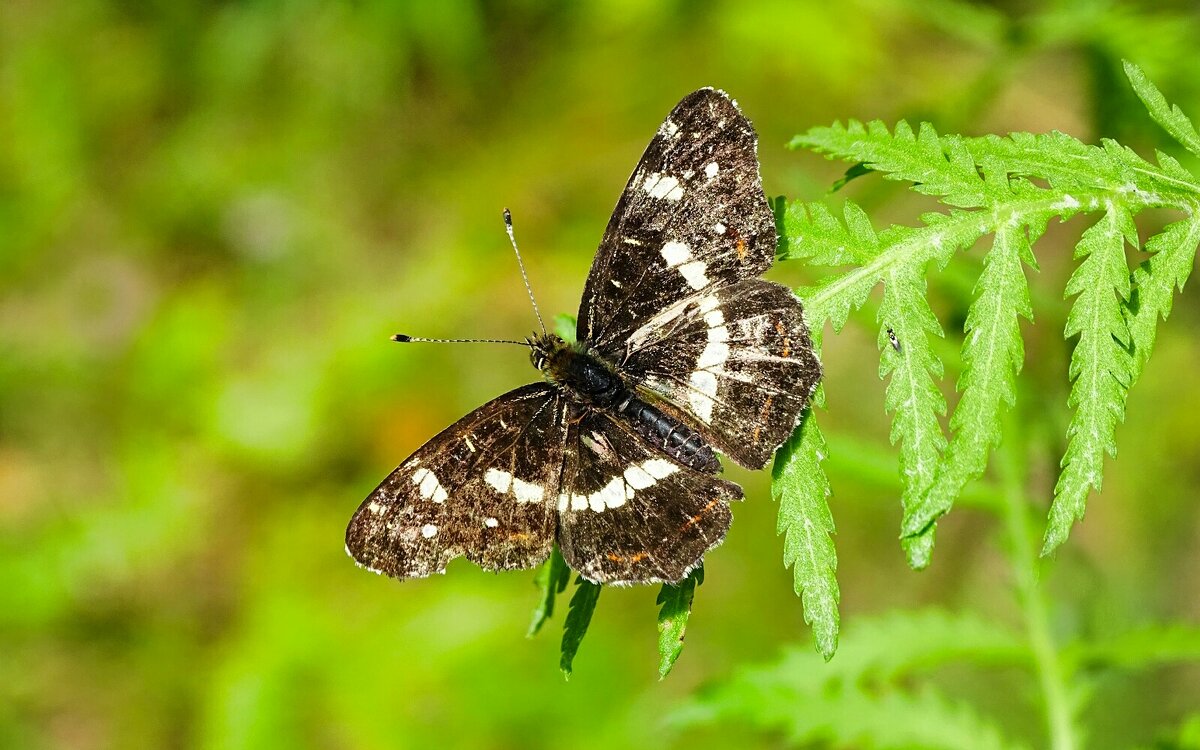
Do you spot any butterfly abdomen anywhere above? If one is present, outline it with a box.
[616,396,720,474]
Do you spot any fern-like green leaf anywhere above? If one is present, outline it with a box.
[784,66,1200,568]
[788,201,884,331]
[797,206,988,336]
[1124,216,1200,383]
[965,131,1123,196]
[878,263,947,568]
[793,120,990,208]
[527,546,570,637]
[778,200,878,267]
[773,410,839,659]
[671,608,1031,750]
[964,130,1196,209]
[559,576,600,678]
[904,221,1034,537]
[1044,202,1137,555]
[655,564,703,679]
[1124,60,1200,159]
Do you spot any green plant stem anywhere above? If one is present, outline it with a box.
[997,414,1076,750]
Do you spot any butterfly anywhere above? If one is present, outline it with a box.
[346,89,821,585]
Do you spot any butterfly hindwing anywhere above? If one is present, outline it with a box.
[555,407,742,585]
[623,278,821,469]
[577,88,777,356]
[346,384,566,579]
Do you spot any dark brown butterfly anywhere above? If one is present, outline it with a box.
[346,89,821,585]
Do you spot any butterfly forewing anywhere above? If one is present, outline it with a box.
[346,384,566,578]
[556,407,742,585]
[625,278,821,468]
[577,88,777,355]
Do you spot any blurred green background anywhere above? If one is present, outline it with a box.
[3,1,1200,748]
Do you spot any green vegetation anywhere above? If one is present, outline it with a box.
[4,2,1200,749]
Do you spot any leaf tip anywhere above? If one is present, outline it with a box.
[903,528,935,570]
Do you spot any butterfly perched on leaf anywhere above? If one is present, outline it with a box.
[346,89,821,585]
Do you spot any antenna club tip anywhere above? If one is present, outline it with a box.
[391,334,411,342]
[503,208,512,225]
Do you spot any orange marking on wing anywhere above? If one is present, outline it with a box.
[752,396,775,446]
[736,237,747,261]
[774,319,786,335]
[607,551,649,564]
[782,337,792,358]
[681,499,720,531]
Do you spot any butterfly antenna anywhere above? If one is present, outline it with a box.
[504,208,547,336]
[391,334,528,346]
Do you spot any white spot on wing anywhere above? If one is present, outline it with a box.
[661,241,691,267]
[623,464,655,490]
[368,501,383,514]
[641,458,678,480]
[484,468,544,504]
[512,477,544,504]
[705,161,719,178]
[485,468,512,494]
[568,459,684,513]
[464,437,476,453]
[485,517,499,528]
[599,477,626,508]
[421,524,438,538]
[689,371,718,422]
[643,172,685,201]
[682,300,731,423]
[698,342,729,369]
[678,260,709,289]
[713,222,726,234]
[414,468,448,503]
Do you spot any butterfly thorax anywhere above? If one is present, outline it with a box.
[529,333,720,474]
[530,334,627,408]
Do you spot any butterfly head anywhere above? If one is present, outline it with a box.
[527,332,570,375]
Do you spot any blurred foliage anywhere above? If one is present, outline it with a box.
[2,1,1200,749]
